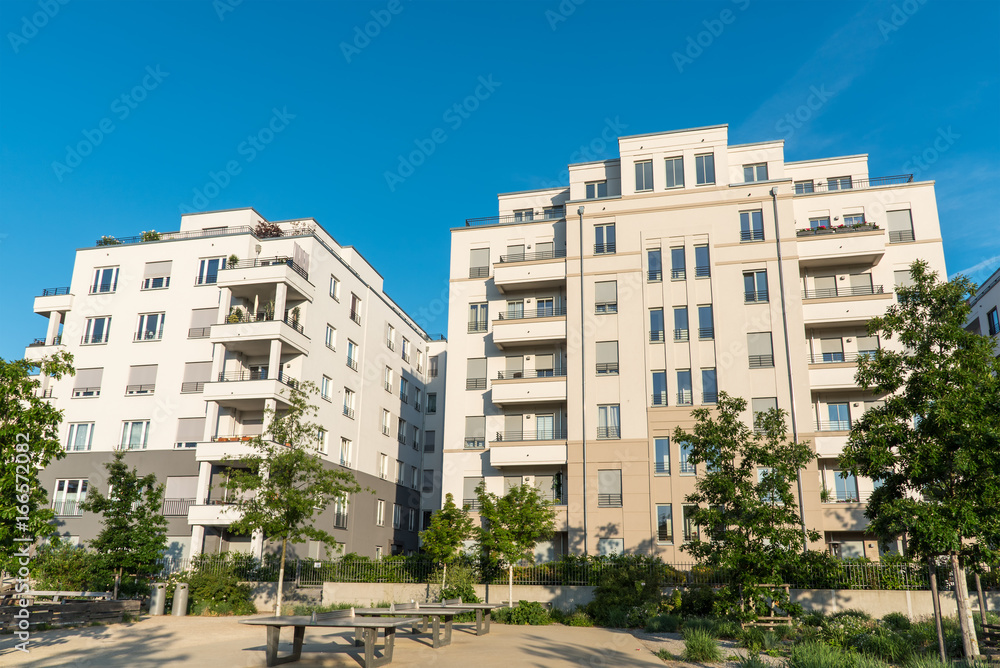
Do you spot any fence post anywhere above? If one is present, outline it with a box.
[295,559,301,587]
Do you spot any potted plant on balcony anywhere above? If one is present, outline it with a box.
[263,300,275,321]
[228,306,244,324]
[140,230,161,242]
[228,254,239,269]
[820,487,832,502]
[253,221,283,238]
[290,306,301,327]
[96,235,121,246]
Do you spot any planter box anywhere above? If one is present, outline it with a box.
[797,225,879,237]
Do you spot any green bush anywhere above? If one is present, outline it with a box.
[655,648,676,661]
[733,653,770,668]
[684,617,721,637]
[285,602,353,616]
[646,614,682,633]
[681,627,723,663]
[740,626,766,651]
[185,555,257,616]
[563,610,595,627]
[787,641,846,668]
[586,554,669,626]
[881,611,912,631]
[830,608,873,621]
[491,600,551,625]
[31,538,113,592]
[851,627,913,664]
[681,585,718,616]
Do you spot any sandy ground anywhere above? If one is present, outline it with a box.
[631,629,786,667]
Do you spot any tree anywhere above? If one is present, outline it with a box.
[0,352,74,576]
[420,493,473,590]
[672,391,820,619]
[475,482,556,607]
[840,260,1000,658]
[223,381,361,616]
[80,450,168,598]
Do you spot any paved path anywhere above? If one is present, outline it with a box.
[0,614,666,667]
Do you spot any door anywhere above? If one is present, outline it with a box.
[536,414,554,441]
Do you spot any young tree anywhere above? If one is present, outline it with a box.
[223,381,361,616]
[840,260,1000,658]
[1,352,74,576]
[475,482,556,607]
[420,493,473,590]
[80,450,168,598]
[673,391,820,619]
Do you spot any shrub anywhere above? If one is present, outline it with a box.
[655,648,677,661]
[684,617,721,637]
[713,619,742,639]
[140,230,161,242]
[664,588,683,613]
[185,555,257,616]
[733,653,770,668]
[96,235,121,246]
[491,600,551,625]
[851,628,913,664]
[681,627,723,663]
[830,608,873,621]
[802,611,827,627]
[254,221,283,238]
[646,614,682,633]
[286,602,353,616]
[740,626,766,651]
[772,623,794,641]
[787,641,846,668]
[681,584,718,616]
[31,538,113,592]
[881,611,911,631]
[587,553,669,625]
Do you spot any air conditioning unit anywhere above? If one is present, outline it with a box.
[521,475,535,486]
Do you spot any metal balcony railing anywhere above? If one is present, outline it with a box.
[464,439,486,450]
[223,311,305,335]
[215,369,298,388]
[221,256,308,281]
[466,378,487,390]
[657,529,674,542]
[469,266,490,279]
[651,393,668,406]
[654,462,670,474]
[703,392,718,404]
[594,243,616,254]
[134,329,164,342]
[125,384,155,395]
[695,266,711,278]
[817,420,853,432]
[808,352,875,364]
[699,327,714,340]
[493,429,567,442]
[188,327,211,339]
[497,305,566,320]
[648,269,662,282]
[94,224,254,247]
[745,290,769,303]
[792,174,913,195]
[495,368,566,380]
[343,405,355,419]
[674,329,689,342]
[333,512,349,529]
[40,287,70,296]
[597,493,622,507]
[650,330,665,342]
[889,230,915,244]
[464,207,565,227]
[802,285,885,300]
[468,320,488,332]
[400,393,409,404]
[677,390,693,406]
[823,489,871,503]
[181,381,206,393]
[740,229,765,242]
[498,248,567,263]
[679,461,697,475]
[52,500,84,516]
[72,387,100,398]
[346,357,358,371]
[595,362,619,375]
[28,338,46,347]
[462,498,482,511]
[597,426,620,439]
[349,310,361,324]
[162,498,195,516]
[671,269,686,280]
[749,354,774,369]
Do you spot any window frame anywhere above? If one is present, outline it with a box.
[695,153,716,185]
[664,156,684,189]
[634,159,653,192]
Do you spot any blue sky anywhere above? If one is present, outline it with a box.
[1,0,998,360]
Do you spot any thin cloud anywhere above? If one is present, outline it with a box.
[950,254,1000,282]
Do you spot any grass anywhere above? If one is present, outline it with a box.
[646,614,683,633]
[681,627,724,663]
[733,653,771,668]
[656,648,678,661]
[787,641,846,668]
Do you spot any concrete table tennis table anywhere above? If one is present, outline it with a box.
[354,604,468,648]
[438,598,505,636]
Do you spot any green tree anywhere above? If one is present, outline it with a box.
[81,450,168,598]
[672,391,820,619]
[420,493,473,590]
[840,260,1000,658]
[1,352,74,575]
[223,381,361,616]
[475,482,556,607]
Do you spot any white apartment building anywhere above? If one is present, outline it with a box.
[442,124,946,562]
[25,208,446,561]
[966,264,1000,356]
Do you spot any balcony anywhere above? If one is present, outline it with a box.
[489,430,567,467]
[202,370,298,411]
[464,207,565,227]
[162,498,195,516]
[792,174,913,195]
[195,439,261,463]
[217,257,313,302]
[211,312,309,356]
[796,226,886,268]
[808,355,869,390]
[492,312,566,349]
[822,489,871,504]
[33,287,73,316]
[816,419,853,433]
[491,370,567,406]
[801,286,892,326]
[493,254,567,294]
[187,502,242,526]
[24,335,64,361]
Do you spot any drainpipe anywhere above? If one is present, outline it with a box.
[769,187,809,552]
[577,205,589,556]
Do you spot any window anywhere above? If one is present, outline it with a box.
[426,393,437,414]
[468,303,488,332]
[657,504,674,542]
[83,316,111,344]
[651,370,667,406]
[827,176,852,190]
[844,214,865,226]
[422,470,435,493]
[677,369,693,405]
[650,308,664,342]
[381,409,391,436]
[329,275,341,300]
[698,305,714,339]
[695,153,715,185]
[346,341,359,371]
[597,404,620,439]
[349,294,362,324]
[743,163,768,183]
[466,357,487,390]
[832,470,859,502]
[819,338,845,363]
[594,223,615,254]
[536,241,555,259]
[665,156,684,188]
[320,376,331,400]
[463,477,484,510]
[67,423,94,451]
[647,249,662,282]
[188,307,215,338]
[415,350,423,373]
[120,420,150,450]
[654,438,670,474]
[343,388,355,418]
[740,210,764,242]
[988,308,1000,337]
[386,324,396,350]
[506,299,524,319]
[376,499,385,525]
[744,270,768,303]
[858,335,880,358]
[395,459,405,485]
[683,505,699,541]
[635,159,653,191]
[887,209,915,243]
[126,364,157,395]
[397,419,407,444]
[401,338,410,363]
[181,361,211,393]
[702,368,718,404]
[325,324,337,351]
[173,417,204,449]
[545,206,563,219]
[597,470,622,507]
[809,217,830,229]
[748,332,774,368]
[595,341,619,375]
[399,377,409,403]
[679,441,695,475]
[134,313,165,341]
[141,261,172,290]
[316,428,328,454]
[586,180,608,199]
[673,307,689,342]
[91,266,119,294]
[513,209,534,222]
[423,430,435,453]
[411,426,419,450]
[52,479,88,515]
[827,402,851,431]
[794,180,814,194]
[375,545,383,559]
[378,453,389,480]
[414,388,422,411]
[408,507,417,531]
[465,416,485,449]
[469,248,490,278]
[339,438,352,467]
[429,355,440,377]
[670,247,686,280]
[196,258,222,286]
[332,498,348,529]
[752,397,778,432]
[382,366,393,392]
[694,245,710,277]
[595,280,617,313]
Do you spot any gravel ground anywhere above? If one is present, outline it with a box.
[630,630,786,667]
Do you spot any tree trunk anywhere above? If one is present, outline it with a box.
[951,552,980,658]
[508,564,514,608]
[441,562,447,592]
[929,559,946,663]
[975,570,988,626]
[114,568,121,600]
[275,537,287,617]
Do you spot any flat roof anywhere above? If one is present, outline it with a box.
[618,123,728,141]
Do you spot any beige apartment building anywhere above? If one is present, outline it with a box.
[966,264,1000,356]
[25,208,446,562]
[441,124,946,562]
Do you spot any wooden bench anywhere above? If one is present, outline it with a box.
[982,623,1000,658]
[16,591,112,603]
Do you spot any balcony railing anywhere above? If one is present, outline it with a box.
[674,329,689,342]
[464,207,566,227]
[823,489,871,503]
[346,357,358,371]
[740,229,765,242]
[597,426,620,439]
[498,248,567,263]
[216,369,298,388]
[654,462,670,475]
[223,311,305,335]
[808,352,876,364]
[796,223,880,237]
[703,392,718,404]
[671,269,686,280]
[162,498,195,516]
[679,461,696,475]
[802,285,885,300]
[466,378,487,390]
[349,310,361,324]
[125,384,155,395]
[648,269,662,282]
[595,301,618,314]
[595,362,619,375]
[496,368,566,380]
[468,320,488,332]
[133,330,164,342]
[221,256,308,281]
[469,266,490,279]
[463,498,482,511]
[333,512,349,529]
[93,224,254,247]
[676,390,693,406]
[493,429,567,442]
[698,327,714,340]
[52,500,83,516]
[188,327,212,339]
[464,438,486,450]
[816,420,853,432]
[651,393,668,406]
[745,290,769,303]
[72,387,100,398]
[497,305,566,320]
[650,330,665,342]
[400,393,409,404]
[594,243,616,255]
[792,174,913,195]
[343,405,355,419]
[694,266,711,278]
[749,354,774,369]
[597,493,622,507]
[28,338,46,347]
[889,229,916,244]
[181,381,206,393]
[40,287,70,296]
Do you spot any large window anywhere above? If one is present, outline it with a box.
[597,470,622,507]
[988,307,1000,336]
[52,479,88,515]
[597,404,620,439]
[649,308,664,342]
[343,388,355,418]
[695,153,715,185]
[654,438,670,474]
[346,341,359,371]
[740,210,764,242]
[325,324,337,351]
[120,420,150,450]
[647,249,662,282]
[595,280,617,313]
[748,332,774,368]
[330,275,341,300]
[683,505,699,541]
[465,416,486,449]
[694,245,710,277]
[679,441,696,475]
[468,303,488,332]
[72,367,103,398]
[397,418,407,445]
[376,499,385,526]
[320,375,331,400]
[702,368,718,404]
[196,258,222,285]
[349,293,362,324]
[698,305,714,340]
[126,364,157,395]
[665,156,684,188]
[91,266,119,294]
[595,341,619,375]
[657,504,674,542]
[595,224,616,254]
[339,438,352,467]
[752,397,778,432]
[83,316,111,344]
[381,409,391,436]
[426,393,437,414]
[651,370,667,406]
[670,247,686,280]
[585,180,608,199]
[794,180,814,194]
[827,402,851,431]
[423,430,435,453]
[466,357,487,390]
[469,248,490,278]
[135,313,165,341]
[887,209,915,243]
[141,261,172,290]
[67,423,94,451]
[676,369,693,406]
[743,163,768,183]
[635,160,653,191]
[673,307,689,341]
[827,176,852,190]
[744,270,768,303]
[429,355,440,377]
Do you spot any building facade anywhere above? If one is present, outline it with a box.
[441,124,947,562]
[26,208,446,561]
[966,264,1000,356]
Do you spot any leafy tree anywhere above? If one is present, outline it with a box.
[840,260,1000,658]
[80,450,168,598]
[673,391,820,620]
[475,482,556,607]
[0,352,74,575]
[419,492,473,590]
[223,381,361,616]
